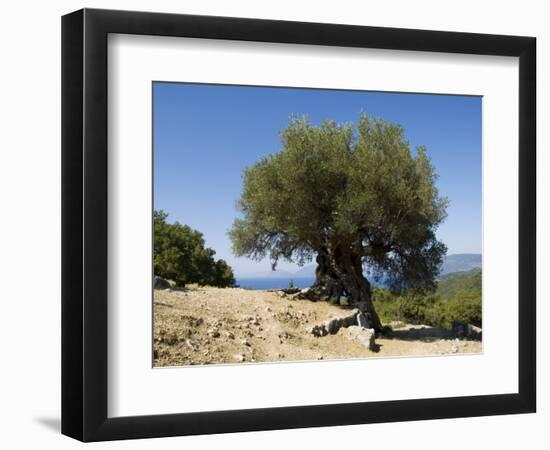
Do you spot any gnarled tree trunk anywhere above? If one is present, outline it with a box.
[308,251,345,304]
[303,246,383,332]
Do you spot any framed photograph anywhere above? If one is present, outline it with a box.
[61,8,536,442]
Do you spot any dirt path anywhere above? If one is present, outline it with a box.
[153,286,481,367]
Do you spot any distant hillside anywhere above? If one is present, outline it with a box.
[292,253,482,279]
[437,268,481,300]
[440,253,481,275]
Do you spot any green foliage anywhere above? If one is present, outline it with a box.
[154,210,236,288]
[229,115,447,291]
[372,270,482,329]
[288,279,295,289]
[371,287,400,323]
[396,291,445,326]
[445,292,482,327]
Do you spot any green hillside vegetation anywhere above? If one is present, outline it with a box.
[373,268,482,329]
[437,268,481,299]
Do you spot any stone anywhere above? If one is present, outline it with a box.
[153,275,171,290]
[466,324,482,341]
[309,310,360,337]
[164,332,178,345]
[330,310,359,333]
[452,320,482,341]
[208,328,220,338]
[309,324,328,337]
[326,318,341,334]
[341,326,376,351]
[389,320,406,329]
[270,287,301,295]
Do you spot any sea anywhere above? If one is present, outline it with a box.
[235,276,391,290]
[236,277,315,290]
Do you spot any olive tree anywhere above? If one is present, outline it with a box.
[229,115,447,331]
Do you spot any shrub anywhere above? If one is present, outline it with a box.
[154,210,236,288]
[395,291,442,326]
[372,283,481,329]
[395,291,482,329]
[372,287,401,323]
[445,291,482,327]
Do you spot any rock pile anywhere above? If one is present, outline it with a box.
[308,308,376,351]
[272,287,309,298]
[309,309,359,336]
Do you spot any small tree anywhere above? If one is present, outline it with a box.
[154,210,236,287]
[229,115,447,331]
[209,259,237,288]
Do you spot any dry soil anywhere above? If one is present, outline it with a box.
[153,286,482,367]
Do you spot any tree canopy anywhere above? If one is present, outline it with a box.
[229,115,447,329]
[154,210,235,287]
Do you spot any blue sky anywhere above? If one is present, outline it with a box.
[153,82,481,277]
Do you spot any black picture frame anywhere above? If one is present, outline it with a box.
[62,8,536,442]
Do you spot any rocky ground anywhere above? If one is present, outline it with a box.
[153,286,482,367]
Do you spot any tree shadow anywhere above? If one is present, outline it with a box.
[371,342,382,352]
[384,326,454,343]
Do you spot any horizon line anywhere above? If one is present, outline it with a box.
[235,252,482,278]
